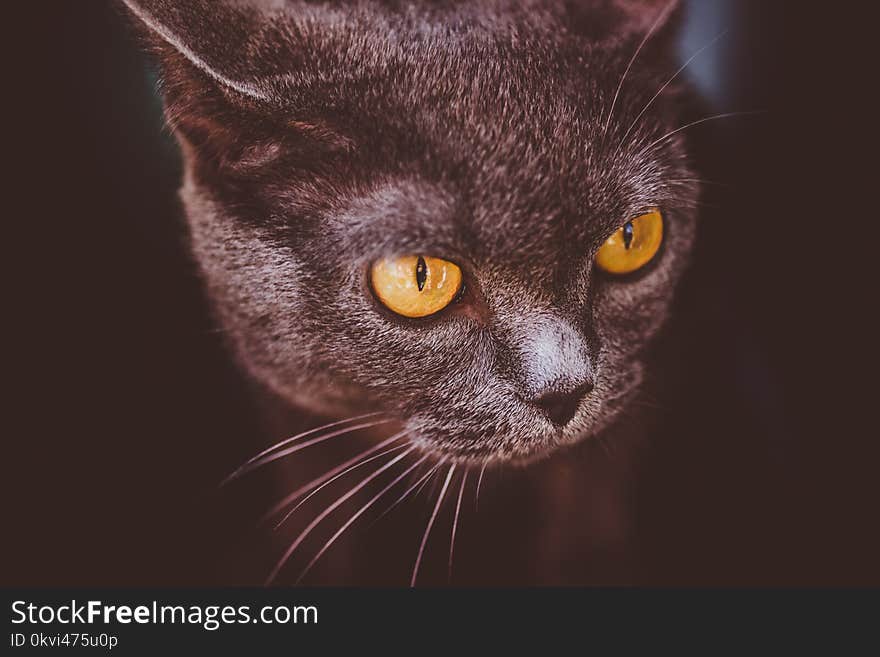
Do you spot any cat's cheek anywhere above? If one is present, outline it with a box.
[179,184,351,411]
[592,279,670,349]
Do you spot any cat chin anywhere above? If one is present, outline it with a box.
[401,418,610,467]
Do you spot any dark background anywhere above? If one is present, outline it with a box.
[3,1,874,586]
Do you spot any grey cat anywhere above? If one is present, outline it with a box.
[122,0,701,584]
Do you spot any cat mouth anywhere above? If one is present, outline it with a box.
[403,407,601,465]
[398,378,638,465]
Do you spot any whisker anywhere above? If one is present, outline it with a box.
[265,446,414,585]
[222,411,387,485]
[372,461,443,526]
[475,462,487,512]
[411,463,455,587]
[596,435,615,461]
[664,196,724,211]
[258,433,407,526]
[625,399,667,413]
[295,455,430,585]
[414,461,441,498]
[272,438,410,531]
[621,30,728,145]
[665,178,731,188]
[603,0,678,135]
[224,417,395,485]
[643,111,765,152]
[448,470,468,582]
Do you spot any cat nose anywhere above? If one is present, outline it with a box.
[531,382,593,426]
[496,309,596,425]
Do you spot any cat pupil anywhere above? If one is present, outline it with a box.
[416,256,427,291]
[622,222,634,249]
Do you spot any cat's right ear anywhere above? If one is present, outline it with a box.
[119,0,275,167]
[120,0,276,103]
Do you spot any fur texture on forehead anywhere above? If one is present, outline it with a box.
[129,0,691,262]
[123,0,685,134]
[122,0,699,463]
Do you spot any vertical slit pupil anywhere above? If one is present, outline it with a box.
[622,222,634,249]
[416,256,427,291]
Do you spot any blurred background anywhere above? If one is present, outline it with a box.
[3,1,873,586]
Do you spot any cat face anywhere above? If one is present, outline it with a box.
[126,0,698,463]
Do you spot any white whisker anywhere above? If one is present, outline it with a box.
[411,463,455,587]
[621,30,728,145]
[413,461,441,498]
[258,433,406,525]
[295,455,430,585]
[371,461,443,527]
[448,470,467,581]
[665,178,730,187]
[475,462,487,512]
[272,437,410,531]
[603,0,678,135]
[597,435,614,461]
[265,446,414,585]
[221,411,387,486]
[643,111,764,152]
[225,418,395,485]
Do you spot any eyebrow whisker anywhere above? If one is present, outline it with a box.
[643,110,765,153]
[602,0,679,136]
[620,30,728,146]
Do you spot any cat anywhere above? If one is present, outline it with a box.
[121,0,702,585]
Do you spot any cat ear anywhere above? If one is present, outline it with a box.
[120,0,276,103]
[121,0,352,169]
[121,0,276,167]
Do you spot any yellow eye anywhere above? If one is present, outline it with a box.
[595,209,664,275]
[370,255,463,318]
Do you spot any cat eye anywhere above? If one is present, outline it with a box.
[370,255,463,318]
[595,209,664,275]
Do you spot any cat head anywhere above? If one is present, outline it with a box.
[123,0,699,463]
